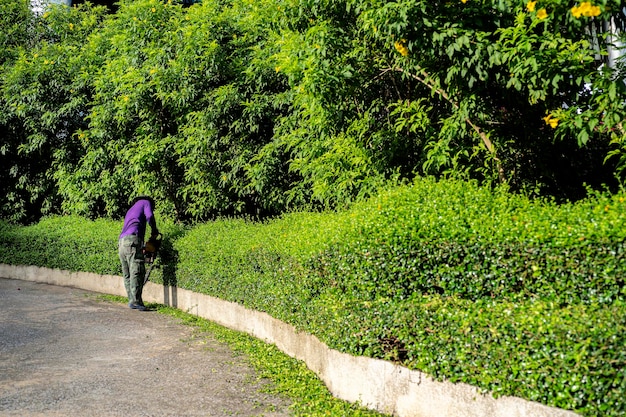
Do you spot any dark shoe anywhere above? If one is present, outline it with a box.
[129,302,147,311]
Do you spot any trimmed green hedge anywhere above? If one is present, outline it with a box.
[1,178,625,416]
[0,216,121,274]
[0,215,184,281]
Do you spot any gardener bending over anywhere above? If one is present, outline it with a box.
[118,196,159,311]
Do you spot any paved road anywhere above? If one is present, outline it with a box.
[0,278,291,417]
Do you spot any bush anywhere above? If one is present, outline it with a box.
[172,178,626,416]
[1,178,625,416]
[0,216,120,273]
[0,215,184,278]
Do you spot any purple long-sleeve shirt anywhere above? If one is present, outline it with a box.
[119,199,158,242]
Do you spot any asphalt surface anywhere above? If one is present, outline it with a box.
[0,278,292,417]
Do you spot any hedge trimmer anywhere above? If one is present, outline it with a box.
[143,233,162,285]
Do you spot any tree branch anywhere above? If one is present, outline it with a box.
[389,66,505,182]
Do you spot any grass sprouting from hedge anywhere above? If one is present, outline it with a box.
[160,304,387,416]
[1,178,625,416]
[95,294,386,416]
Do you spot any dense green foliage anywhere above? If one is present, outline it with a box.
[0,216,120,273]
[1,0,625,223]
[2,178,625,416]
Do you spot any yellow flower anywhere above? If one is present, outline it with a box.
[571,2,601,18]
[536,8,548,19]
[583,3,601,16]
[581,2,594,14]
[151,7,156,12]
[543,114,559,128]
[526,1,536,12]
[68,23,74,30]
[394,39,409,57]
[461,0,468,3]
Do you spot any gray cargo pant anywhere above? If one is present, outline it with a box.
[118,234,145,305]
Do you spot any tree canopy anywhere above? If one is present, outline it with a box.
[1,0,625,222]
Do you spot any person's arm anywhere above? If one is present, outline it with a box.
[144,201,159,237]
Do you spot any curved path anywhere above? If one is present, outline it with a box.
[0,278,291,417]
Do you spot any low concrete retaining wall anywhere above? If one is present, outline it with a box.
[0,264,579,417]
